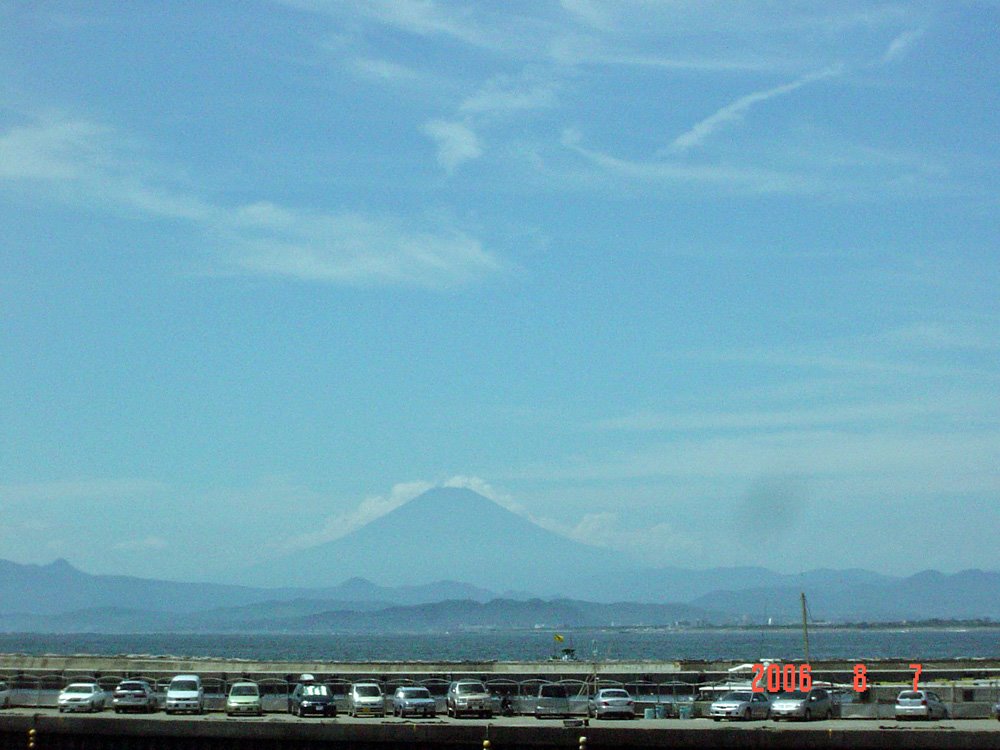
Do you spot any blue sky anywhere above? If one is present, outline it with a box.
[1,1,997,584]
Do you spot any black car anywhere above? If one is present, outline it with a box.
[288,683,337,717]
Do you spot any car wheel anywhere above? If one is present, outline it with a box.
[743,708,751,721]
[114,707,121,714]
[824,709,832,720]
[805,709,812,721]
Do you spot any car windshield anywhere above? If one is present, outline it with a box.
[355,685,381,697]
[540,685,568,697]
[171,681,198,691]
[118,683,146,691]
[898,691,922,700]
[779,691,807,699]
[231,685,258,696]
[721,692,751,701]
[458,683,486,694]
[65,685,95,694]
[303,685,330,696]
[601,690,629,698]
[400,688,430,698]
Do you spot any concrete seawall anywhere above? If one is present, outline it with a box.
[2,712,1000,750]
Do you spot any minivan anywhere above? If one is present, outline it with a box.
[165,674,204,714]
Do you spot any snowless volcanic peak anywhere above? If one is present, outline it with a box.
[257,486,631,591]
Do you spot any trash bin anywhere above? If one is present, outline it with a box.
[643,707,656,719]
[678,704,693,719]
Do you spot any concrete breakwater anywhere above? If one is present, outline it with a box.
[2,712,1000,750]
[2,655,999,720]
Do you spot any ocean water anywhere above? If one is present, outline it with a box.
[1,628,998,662]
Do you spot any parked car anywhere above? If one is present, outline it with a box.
[226,681,263,716]
[770,688,832,721]
[112,680,157,713]
[708,691,771,721]
[0,681,11,709]
[164,674,204,715]
[894,690,948,720]
[588,688,635,719]
[348,682,385,717]
[288,683,337,717]
[446,680,493,718]
[534,683,571,719]
[392,686,437,717]
[58,683,106,713]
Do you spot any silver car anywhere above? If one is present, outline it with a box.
[348,682,385,717]
[446,680,493,718]
[770,688,832,721]
[112,680,158,713]
[709,691,771,721]
[894,690,948,720]
[58,683,106,713]
[588,688,635,719]
[392,686,437,717]
[226,681,263,716]
[534,683,571,719]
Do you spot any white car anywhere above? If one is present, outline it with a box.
[770,688,833,721]
[58,683,106,713]
[348,682,385,717]
[588,688,635,719]
[894,690,948,720]
[446,680,493,718]
[226,681,263,716]
[0,680,11,709]
[708,691,771,721]
[165,674,204,715]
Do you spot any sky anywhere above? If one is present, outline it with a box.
[1,1,998,585]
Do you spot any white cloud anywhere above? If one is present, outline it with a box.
[421,119,483,173]
[566,511,701,562]
[460,78,556,115]
[560,129,820,194]
[0,114,501,288]
[225,202,500,287]
[882,29,924,63]
[351,57,421,82]
[668,64,844,153]
[278,480,434,552]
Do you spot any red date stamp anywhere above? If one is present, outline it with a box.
[749,662,923,693]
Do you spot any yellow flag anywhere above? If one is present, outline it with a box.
[554,634,564,642]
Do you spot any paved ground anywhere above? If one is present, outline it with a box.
[4,707,999,733]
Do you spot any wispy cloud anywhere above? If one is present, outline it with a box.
[667,64,844,153]
[460,76,557,115]
[421,119,483,173]
[351,57,422,82]
[560,128,820,194]
[882,29,924,63]
[225,201,499,287]
[0,113,501,288]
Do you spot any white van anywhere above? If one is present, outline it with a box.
[165,674,204,714]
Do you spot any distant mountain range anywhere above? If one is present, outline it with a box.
[1,487,998,631]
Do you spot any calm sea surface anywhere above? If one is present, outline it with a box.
[1,628,998,662]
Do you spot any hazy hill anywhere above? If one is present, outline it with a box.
[690,569,1000,622]
[0,558,494,616]
[247,487,632,591]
